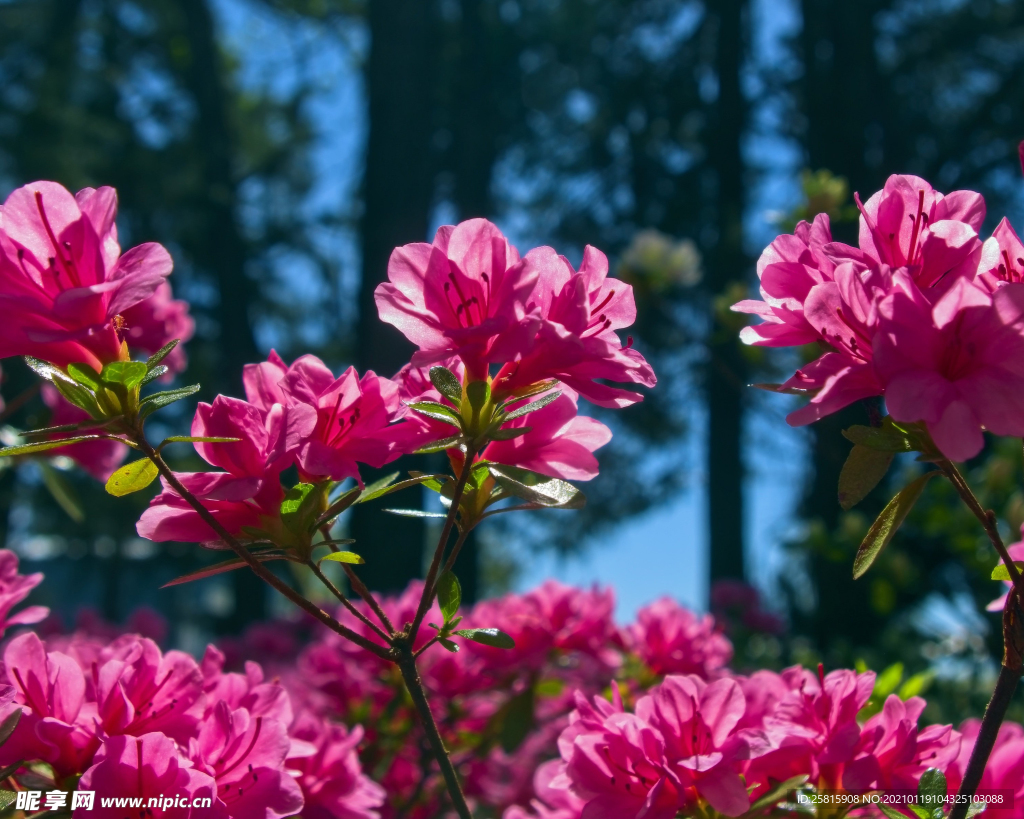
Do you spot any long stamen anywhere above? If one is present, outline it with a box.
[34,192,79,287]
[443,282,467,328]
[217,717,263,777]
[590,289,616,317]
[1003,250,1019,283]
[907,189,926,264]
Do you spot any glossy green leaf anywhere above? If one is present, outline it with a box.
[139,384,200,418]
[0,790,15,811]
[437,571,461,622]
[991,562,1024,581]
[747,775,809,813]
[0,709,21,748]
[750,382,812,395]
[318,551,364,565]
[357,472,400,501]
[966,801,988,818]
[315,486,362,527]
[161,553,287,587]
[280,482,323,535]
[101,360,149,389]
[838,444,894,510]
[24,356,67,383]
[429,366,463,405]
[160,435,240,447]
[105,458,159,497]
[53,377,102,416]
[39,462,85,522]
[843,422,914,452]
[383,508,447,518]
[0,436,106,458]
[488,464,584,508]
[67,362,103,391]
[439,638,460,653]
[454,627,515,649]
[357,473,446,504]
[139,365,169,386]
[501,390,561,421]
[466,380,491,411]
[146,339,180,368]
[852,471,937,579]
[879,806,909,819]
[408,401,462,428]
[415,434,464,455]
[489,426,530,441]
[917,768,947,808]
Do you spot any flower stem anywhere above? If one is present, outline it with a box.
[395,642,472,819]
[306,557,392,644]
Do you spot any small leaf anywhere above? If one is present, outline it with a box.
[105,458,159,497]
[67,362,103,391]
[415,434,464,455]
[24,356,68,383]
[917,768,947,807]
[454,627,515,649]
[439,638,460,653]
[501,390,561,421]
[357,474,447,505]
[161,553,287,587]
[852,471,937,579]
[966,801,988,818]
[429,366,463,405]
[383,508,447,518]
[160,435,240,447]
[488,464,585,508]
[318,551,364,566]
[0,436,106,458]
[280,482,322,535]
[991,562,1024,581]
[0,791,15,811]
[101,360,149,389]
[747,775,809,813]
[898,670,934,700]
[489,426,531,441]
[146,339,180,368]
[358,472,401,501]
[466,380,491,410]
[53,377,102,416]
[0,709,21,748]
[39,462,85,523]
[874,663,904,698]
[139,384,200,418]
[437,571,461,622]
[408,401,462,429]
[315,486,362,527]
[843,423,914,453]
[879,806,909,819]
[139,365,169,386]
[750,382,812,395]
[838,445,894,510]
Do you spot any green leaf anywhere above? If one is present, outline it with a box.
[907,804,932,819]
[383,508,447,518]
[966,801,988,818]
[161,553,287,587]
[357,472,401,501]
[429,366,463,405]
[146,339,180,368]
[315,486,362,527]
[139,365,169,386]
[466,380,491,411]
[415,434,464,455]
[879,806,909,819]
[139,384,200,418]
[357,474,448,505]
[500,687,534,753]
[488,464,585,508]
[408,401,462,429]
[917,768,947,808]
[437,571,461,622]
[501,390,561,421]
[160,435,240,447]
[874,663,904,698]
[0,790,15,811]
[39,462,85,523]
[101,361,149,389]
[24,356,67,383]
[67,362,103,391]
[105,458,159,497]
[489,426,531,441]
[0,709,21,748]
[852,471,938,579]
[898,670,934,700]
[454,627,515,649]
[750,382,812,395]
[843,423,914,453]
[0,436,106,458]
[747,775,809,814]
[838,445,894,510]
[52,377,102,416]
[318,551,364,565]
[280,483,323,535]
[991,562,1024,581]
[439,638,460,653]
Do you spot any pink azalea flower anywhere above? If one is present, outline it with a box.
[977,217,1024,289]
[0,632,96,777]
[874,277,1024,461]
[375,219,540,379]
[637,675,757,817]
[243,352,407,483]
[948,719,1024,818]
[77,733,220,819]
[119,280,195,375]
[843,695,960,793]
[492,246,656,408]
[287,711,385,819]
[481,388,612,481]
[0,549,48,636]
[626,597,733,679]
[0,182,173,370]
[40,384,128,481]
[136,395,315,544]
[502,760,585,819]
[200,646,295,729]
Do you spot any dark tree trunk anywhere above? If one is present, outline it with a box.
[706,0,749,585]
[179,0,264,628]
[351,0,437,595]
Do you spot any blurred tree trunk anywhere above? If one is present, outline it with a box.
[351,0,437,594]
[179,0,265,628]
[706,0,749,586]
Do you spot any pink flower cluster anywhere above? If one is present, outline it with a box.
[734,174,1024,461]
[0,549,383,819]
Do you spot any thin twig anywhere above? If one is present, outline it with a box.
[306,558,392,644]
[134,433,392,661]
[318,524,396,634]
